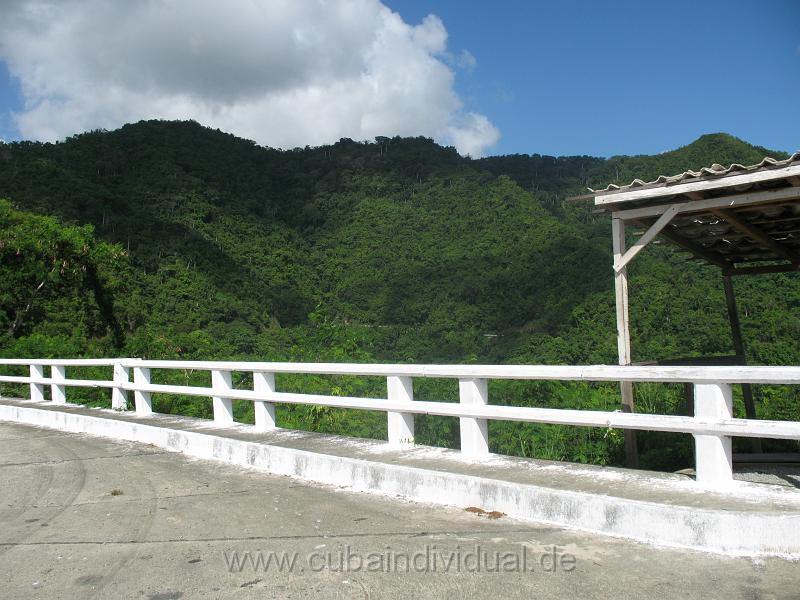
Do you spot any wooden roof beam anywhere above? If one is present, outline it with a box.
[674,229,800,242]
[613,185,800,221]
[632,218,732,270]
[750,215,800,226]
[710,208,800,265]
[724,263,800,276]
[594,163,800,206]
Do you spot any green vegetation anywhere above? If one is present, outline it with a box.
[0,121,797,470]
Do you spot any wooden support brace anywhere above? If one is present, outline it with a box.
[614,204,681,272]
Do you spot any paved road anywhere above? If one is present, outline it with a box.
[0,422,797,599]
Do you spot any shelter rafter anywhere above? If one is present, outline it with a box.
[571,151,800,466]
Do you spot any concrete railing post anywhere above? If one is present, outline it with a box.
[459,378,489,457]
[693,382,733,488]
[133,365,152,416]
[112,361,129,410]
[387,376,414,447]
[29,364,45,402]
[253,372,276,431]
[51,365,66,404]
[211,369,234,426]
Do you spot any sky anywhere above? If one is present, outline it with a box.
[0,0,797,158]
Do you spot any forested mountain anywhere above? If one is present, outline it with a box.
[0,121,797,469]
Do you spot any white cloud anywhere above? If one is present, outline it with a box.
[0,0,499,156]
[447,113,501,158]
[455,49,478,72]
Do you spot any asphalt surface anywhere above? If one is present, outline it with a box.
[0,421,798,599]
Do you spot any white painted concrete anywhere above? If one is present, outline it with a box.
[50,365,66,404]
[694,383,734,487]
[387,375,414,447]
[211,369,234,426]
[4,400,796,558]
[4,357,800,495]
[133,366,152,415]
[112,362,129,410]
[252,371,276,431]
[29,365,45,402]
[459,378,489,457]
[4,349,800,540]
[105,360,800,384]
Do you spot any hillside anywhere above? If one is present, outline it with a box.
[0,121,797,468]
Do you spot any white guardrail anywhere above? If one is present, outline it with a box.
[1,359,799,489]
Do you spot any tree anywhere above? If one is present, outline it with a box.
[0,199,126,344]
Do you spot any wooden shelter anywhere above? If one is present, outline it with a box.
[577,152,800,466]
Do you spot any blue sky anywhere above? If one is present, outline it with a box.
[0,0,797,157]
[385,0,800,156]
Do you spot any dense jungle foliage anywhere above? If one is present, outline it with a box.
[0,120,797,470]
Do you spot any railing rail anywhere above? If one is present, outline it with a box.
[1,358,799,490]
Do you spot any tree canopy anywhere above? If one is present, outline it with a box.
[1,121,797,470]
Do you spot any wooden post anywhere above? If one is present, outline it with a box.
[722,275,761,453]
[722,276,756,418]
[612,217,638,467]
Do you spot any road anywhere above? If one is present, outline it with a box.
[0,422,797,599]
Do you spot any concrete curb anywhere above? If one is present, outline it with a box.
[2,401,799,558]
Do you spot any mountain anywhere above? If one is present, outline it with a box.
[0,121,797,468]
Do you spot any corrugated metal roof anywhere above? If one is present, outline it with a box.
[590,151,800,194]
